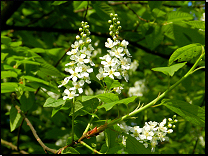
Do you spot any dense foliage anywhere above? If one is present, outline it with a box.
[1,1,205,154]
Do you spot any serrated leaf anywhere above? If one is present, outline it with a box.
[22,75,49,85]
[17,60,41,66]
[184,21,205,30]
[28,48,46,53]
[162,99,205,127]
[148,1,162,11]
[169,43,202,65]
[51,1,67,5]
[10,105,23,132]
[1,36,12,45]
[98,96,137,111]
[104,77,121,90]
[69,101,83,116]
[1,71,18,79]
[62,147,79,154]
[145,25,164,50]
[9,41,22,47]
[126,134,151,154]
[151,62,187,76]
[167,11,193,21]
[20,91,35,112]
[73,1,88,10]
[1,82,19,93]
[92,2,114,21]
[43,97,66,107]
[82,93,119,103]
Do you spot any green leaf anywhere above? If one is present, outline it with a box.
[152,8,166,18]
[162,99,205,127]
[1,82,19,93]
[10,105,23,132]
[145,25,164,50]
[1,52,9,61]
[98,96,137,111]
[151,62,187,77]
[1,36,12,46]
[105,128,122,154]
[148,1,162,11]
[82,93,119,103]
[184,21,205,31]
[126,134,151,154]
[22,75,49,86]
[18,83,36,92]
[167,11,193,21]
[43,97,66,107]
[1,71,18,79]
[20,91,35,112]
[17,60,41,66]
[73,1,88,10]
[62,147,80,154]
[28,48,46,53]
[92,2,114,21]
[51,1,68,5]
[69,101,83,116]
[9,41,22,47]
[104,77,121,90]
[169,43,202,65]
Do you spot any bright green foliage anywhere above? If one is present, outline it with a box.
[1,1,205,154]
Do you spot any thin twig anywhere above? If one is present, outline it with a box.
[1,139,29,154]
[11,93,57,154]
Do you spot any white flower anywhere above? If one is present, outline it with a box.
[68,67,82,82]
[71,41,79,49]
[75,54,90,64]
[69,80,85,94]
[120,57,131,70]
[58,77,70,88]
[66,48,78,55]
[101,55,119,67]
[113,86,123,94]
[105,38,115,48]
[121,40,129,48]
[109,47,125,58]
[103,66,121,79]
[96,67,105,80]
[130,126,142,137]
[63,89,79,100]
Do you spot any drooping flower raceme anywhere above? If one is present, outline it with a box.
[96,13,131,83]
[58,21,95,100]
[117,115,178,152]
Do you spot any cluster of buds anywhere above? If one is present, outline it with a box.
[96,13,131,82]
[58,21,95,100]
[118,115,178,152]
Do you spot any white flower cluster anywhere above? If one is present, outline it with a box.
[58,21,95,100]
[117,115,177,152]
[96,13,131,82]
[128,79,147,97]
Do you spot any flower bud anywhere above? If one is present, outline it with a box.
[113,17,116,21]
[79,28,82,32]
[108,20,112,24]
[110,13,114,17]
[76,35,80,40]
[117,21,120,25]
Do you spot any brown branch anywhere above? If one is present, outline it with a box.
[11,93,57,154]
[1,138,29,154]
